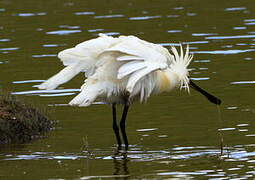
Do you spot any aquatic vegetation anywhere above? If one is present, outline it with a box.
[0,92,53,144]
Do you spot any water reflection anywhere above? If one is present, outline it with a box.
[94,14,125,19]
[32,54,57,58]
[46,30,82,35]
[100,32,120,36]
[129,15,161,20]
[13,80,45,84]
[42,44,60,47]
[167,30,182,33]
[88,29,104,33]
[0,39,10,42]
[206,34,255,40]
[0,47,19,51]
[224,7,247,12]
[2,144,255,178]
[79,174,130,180]
[16,12,47,17]
[231,81,255,84]
[74,12,95,16]
[1,0,255,179]
[193,49,255,54]
[233,26,247,30]
[12,88,79,97]
[112,154,129,178]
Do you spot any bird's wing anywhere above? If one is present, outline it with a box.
[38,34,118,90]
[101,36,169,93]
[58,33,118,76]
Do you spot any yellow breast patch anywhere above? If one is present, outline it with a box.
[157,71,171,92]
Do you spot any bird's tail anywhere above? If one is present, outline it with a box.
[170,45,193,92]
[69,83,104,107]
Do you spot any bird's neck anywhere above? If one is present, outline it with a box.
[156,69,180,93]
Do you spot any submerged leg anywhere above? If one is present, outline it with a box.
[120,103,129,151]
[112,103,122,150]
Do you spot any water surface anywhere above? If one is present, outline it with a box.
[1,0,255,179]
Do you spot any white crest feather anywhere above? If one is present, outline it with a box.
[170,44,193,93]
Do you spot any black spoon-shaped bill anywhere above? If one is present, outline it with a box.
[189,80,221,105]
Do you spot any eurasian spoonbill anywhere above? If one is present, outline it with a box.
[38,34,221,150]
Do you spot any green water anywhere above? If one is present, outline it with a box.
[1,0,255,179]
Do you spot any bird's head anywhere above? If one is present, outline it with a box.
[169,45,193,93]
[168,45,221,105]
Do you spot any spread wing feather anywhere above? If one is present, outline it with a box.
[38,34,118,90]
[117,61,146,79]
[102,36,170,93]
[117,55,144,61]
[126,65,160,93]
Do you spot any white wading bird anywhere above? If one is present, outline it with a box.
[38,34,221,150]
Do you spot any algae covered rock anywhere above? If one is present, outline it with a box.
[0,94,53,144]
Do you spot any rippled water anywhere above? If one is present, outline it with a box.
[1,0,255,179]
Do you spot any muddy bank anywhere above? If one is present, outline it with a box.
[0,94,53,144]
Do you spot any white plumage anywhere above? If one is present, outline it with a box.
[38,33,192,106]
[38,33,221,150]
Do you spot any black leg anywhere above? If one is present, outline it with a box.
[112,103,122,150]
[120,103,129,150]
